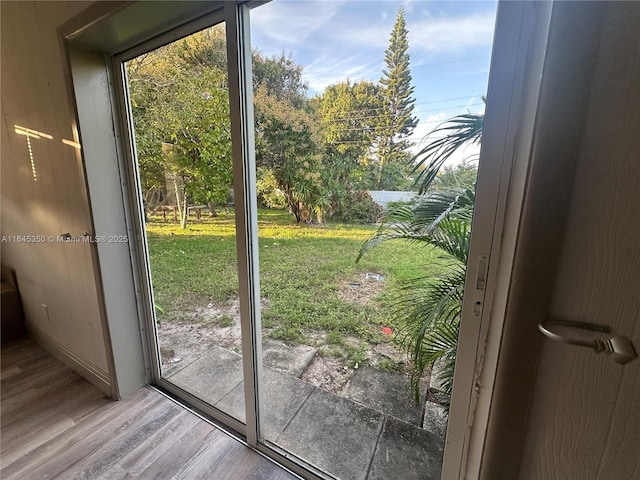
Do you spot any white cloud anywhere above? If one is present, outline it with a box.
[408,112,447,154]
[303,56,382,93]
[409,13,496,54]
[325,23,392,50]
[250,0,345,51]
[320,11,496,56]
[402,0,415,14]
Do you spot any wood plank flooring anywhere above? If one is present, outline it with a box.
[0,339,298,479]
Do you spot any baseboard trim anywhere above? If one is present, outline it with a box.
[27,325,112,397]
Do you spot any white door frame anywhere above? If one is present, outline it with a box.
[443,2,553,478]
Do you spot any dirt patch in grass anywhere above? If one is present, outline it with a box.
[158,298,269,366]
[370,341,406,367]
[337,272,386,306]
[158,295,412,393]
[299,338,410,394]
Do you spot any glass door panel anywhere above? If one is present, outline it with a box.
[249,1,496,478]
[125,22,245,424]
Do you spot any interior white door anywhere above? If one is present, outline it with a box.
[518,3,640,478]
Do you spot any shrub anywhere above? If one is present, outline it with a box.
[337,190,383,224]
[256,167,287,209]
[386,198,416,211]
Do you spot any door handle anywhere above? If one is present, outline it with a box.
[538,319,637,365]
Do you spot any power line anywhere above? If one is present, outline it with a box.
[323,116,481,143]
[413,94,485,106]
[323,102,484,125]
[319,94,484,122]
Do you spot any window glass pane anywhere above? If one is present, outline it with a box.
[125,22,246,424]
[250,1,496,478]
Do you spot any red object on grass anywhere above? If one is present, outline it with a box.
[382,326,393,335]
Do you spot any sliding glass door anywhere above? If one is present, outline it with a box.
[115,2,520,479]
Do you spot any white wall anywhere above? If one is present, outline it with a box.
[1,1,111,393]
[368,190,416,210]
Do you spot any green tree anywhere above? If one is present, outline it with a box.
[127,54,174,196]
[175,27,227,72]
[319,80,381,159]
[252,51,326,223]
[256,166,287,209]
[127,26,233,227]
[373,7,418,190]
[318,80,382,216]
[252,51,307,108]
[154,67,232,227]
[254,85,323,223]
[435,160,478,190]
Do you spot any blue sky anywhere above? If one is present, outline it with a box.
[250,0,498,155]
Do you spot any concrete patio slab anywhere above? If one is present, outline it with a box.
[215,368,314,439]
[169,345,243,409]
[342,365,426,426]
[165,343,446,480]
[367,416,444,480]
[422,399,448,441]
[274,388,385,480]
[161,348,208,378]
[262,339,317,377]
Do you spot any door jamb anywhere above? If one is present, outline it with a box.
[443,2,553,478]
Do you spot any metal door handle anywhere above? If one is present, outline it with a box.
[538,320,637,365]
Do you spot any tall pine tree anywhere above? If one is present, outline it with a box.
[373,7,418,190]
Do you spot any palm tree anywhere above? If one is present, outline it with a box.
[411,113,484,194]
[358,113,483,408]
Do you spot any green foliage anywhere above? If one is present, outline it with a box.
[162,67,232,206]
[254,84,323,223]
[359,187,473,408]
[176,27,227,72]
[334,190,383,224]
[412,114,484,194]
[380,7,418,138]
[256,167,287,209]
[127,26,233,227]
[386,199,416,211]
[319,80,381,169]
[365,160,415,191]
[317,80,384,216]
[217,314,234,328]
[378,357,405,372]
[252,51,308,108]
[251,51,327,223]
[128,15,427,225]
[359,111,485,409]
[131,35,321,227]
[435,160,478,190]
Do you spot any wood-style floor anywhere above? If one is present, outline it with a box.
[0,339,298,479]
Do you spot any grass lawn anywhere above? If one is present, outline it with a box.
[146,208,447,365]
